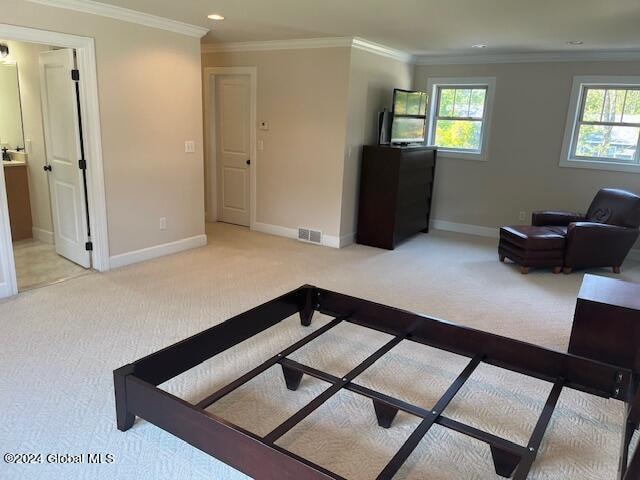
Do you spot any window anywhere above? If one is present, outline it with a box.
[426,77,496,160]
[561,76,640,173]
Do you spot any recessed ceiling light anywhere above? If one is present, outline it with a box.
[566,40,583,46]
[472,44,487,49]
[208,14,225,20]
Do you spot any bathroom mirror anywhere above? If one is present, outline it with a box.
[0,61,25,151]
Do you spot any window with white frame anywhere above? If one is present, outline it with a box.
[426,77,495,160]
[561,76,640,172]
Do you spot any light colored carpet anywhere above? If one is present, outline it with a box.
[1,222,639,480]
[12,238,88,291]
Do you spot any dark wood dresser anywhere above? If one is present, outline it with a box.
[356,145,437,250]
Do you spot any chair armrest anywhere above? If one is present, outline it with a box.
[531,211,585,226]
[565,222,640,268]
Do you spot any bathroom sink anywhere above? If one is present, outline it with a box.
[2,150,27,167]
[3,150,27,166]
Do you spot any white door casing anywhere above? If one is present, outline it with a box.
[39,48,90,268]
[0,23,109,299]
[216,74,251,227]
[0,163,17,297]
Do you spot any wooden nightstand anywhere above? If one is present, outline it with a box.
[569,274,640,371]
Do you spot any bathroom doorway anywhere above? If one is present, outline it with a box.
[1,40,89,290]
[0,25,109,296]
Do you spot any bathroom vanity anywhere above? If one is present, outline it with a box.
[4,154,32,241]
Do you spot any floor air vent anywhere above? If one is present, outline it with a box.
[297,227,322,245]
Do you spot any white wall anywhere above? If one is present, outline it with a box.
[341,48,414,238]
[202,46,416,244]
[3,0,205,258]
[414,61,640,233]
[202,47,352,238]
[2,40,53,241]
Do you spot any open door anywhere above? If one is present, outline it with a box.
[39,49,90,268]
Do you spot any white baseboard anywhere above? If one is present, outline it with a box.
[253,222,297,240]
[339,232,356,248]
[431,221,640,263]
[252,222,342,248]
[109,234,208,269]
[32,227,54,244]
[430,219,499,238]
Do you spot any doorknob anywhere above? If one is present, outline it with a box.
[43,165,52,172]
[246,159,251,165]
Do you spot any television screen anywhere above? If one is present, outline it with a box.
[391,89,428,144]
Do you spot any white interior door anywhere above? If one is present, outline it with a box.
[39,49,90,268]
[216,75,251,226]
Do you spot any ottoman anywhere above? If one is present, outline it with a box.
[499,225,566,274]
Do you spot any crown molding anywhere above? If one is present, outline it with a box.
[201,36,415,63]
[202,37,640,65]
[415,50,640,65]
[351,37,415,63]
[201,37,353,53]
[25,0,209,38]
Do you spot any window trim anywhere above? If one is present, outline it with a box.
[426,77,496,161]
[560,75,640,174]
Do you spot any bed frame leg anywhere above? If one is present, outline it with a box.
[114,365,136,431]
[280,364,304,391]
[490,445,521,478]
[372,399,399,429]
[299,286,317,327]
[619,418,637,479]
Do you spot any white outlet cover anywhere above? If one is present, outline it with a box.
[258,140,264,151]
[160,217,167,230]
[185,141,196,153]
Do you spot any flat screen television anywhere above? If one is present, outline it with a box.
[390,89,428,145]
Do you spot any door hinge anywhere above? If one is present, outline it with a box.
[79,159,87,170]
[71,69,80,81]
[85,241,93,251]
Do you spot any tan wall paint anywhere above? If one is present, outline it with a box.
[3,0,205,256]
[202,48,351,237]
[414,61,640,231]
[341,49,414,237]
[2,40,53,238]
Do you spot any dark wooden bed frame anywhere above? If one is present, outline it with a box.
[114,285,640,479]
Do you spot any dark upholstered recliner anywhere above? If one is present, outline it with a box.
[499,188,640,274]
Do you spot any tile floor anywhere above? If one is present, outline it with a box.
[12,238,89,291]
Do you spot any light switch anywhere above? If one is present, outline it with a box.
[185,141,196,153]
[258,140,264,151]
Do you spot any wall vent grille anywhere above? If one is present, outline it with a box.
[297,227,322,245]
[298,228,310,241]
[309,230,322,244]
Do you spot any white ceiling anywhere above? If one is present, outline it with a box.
[97,0,640,55]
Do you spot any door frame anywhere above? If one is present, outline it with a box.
[203,66,257,229]
[0,23,110,297]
